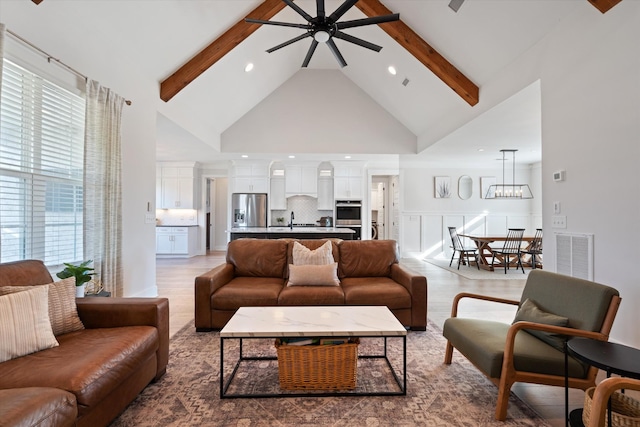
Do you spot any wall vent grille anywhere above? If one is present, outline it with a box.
[555,233,594,280]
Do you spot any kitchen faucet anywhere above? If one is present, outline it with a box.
[290,211,295,229]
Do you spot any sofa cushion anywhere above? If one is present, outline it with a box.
[341,277,411,309]
[0,277,85,336]
[0,286,59,362]
[513,298,569,351]
[0,259,53,287]
[442,318,588,379]
[338,240,398,278]
[0,326,158,415]
[278,283,345,305]
[0,387,77,427]
[292,240,334,265]
[227,239,288,278]
[211,277,284,310]
[288,263,340,286]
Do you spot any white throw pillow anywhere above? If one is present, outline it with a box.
[0,286,59,363]
[292,241,334,265]
[287,263,340,286]
[0,277,84,336]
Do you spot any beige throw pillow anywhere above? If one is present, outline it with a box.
[292,241,334,265]
[0,286,59,362]
[288,263,340,286]
[0,277,84,336]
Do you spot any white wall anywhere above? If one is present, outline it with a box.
[4,3,158,296]
[221,69,417,154]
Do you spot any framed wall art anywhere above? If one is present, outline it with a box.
[434,176,451,198]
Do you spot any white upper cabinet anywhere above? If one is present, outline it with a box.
[333,163,363,200]
[157,163,197,209]
[317,162,334,210]
[285,165,318,196]
[270,162,286,210]
[231,162,269,193]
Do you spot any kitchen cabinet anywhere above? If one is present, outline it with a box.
[285,165,317,196]
[157,164,196,209]
[270,177,286,210]
[317,178,334,210]
[333,164,363,199]
[231,163,269,193]
[156,227,197,256]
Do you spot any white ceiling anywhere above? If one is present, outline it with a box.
[7,0,588,165]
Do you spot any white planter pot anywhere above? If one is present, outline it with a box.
[75,284,85,298]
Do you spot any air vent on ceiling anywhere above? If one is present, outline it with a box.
[449,0,465,13]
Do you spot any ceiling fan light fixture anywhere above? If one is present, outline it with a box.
[314,30,330,43]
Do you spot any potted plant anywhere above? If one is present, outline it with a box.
[276,217,285,225]
[57,260,95,298]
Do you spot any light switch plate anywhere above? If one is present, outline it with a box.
[145,213,155,224]
[552,215,567,229]
[553,201,561,214]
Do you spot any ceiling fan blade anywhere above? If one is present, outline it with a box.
[326,38,347,68]
[317,0,325,19]
[302,40,319,68]
[283,0,313,22]
[337,14,400,30]
[266,32,312,53]
[333,31,382,52]
[245,18,309,29]
[328,0,358,22]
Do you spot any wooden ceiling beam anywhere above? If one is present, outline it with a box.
[31,0,44,4]
[160,0,287,102]
[356,0,478,106]
[587,0,623,13]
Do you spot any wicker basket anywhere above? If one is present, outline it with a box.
[275,339,359,390]
[583,386,640,427]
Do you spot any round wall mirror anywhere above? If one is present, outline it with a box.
[458,175,473,200]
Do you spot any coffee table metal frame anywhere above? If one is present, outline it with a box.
[219,306,407,399]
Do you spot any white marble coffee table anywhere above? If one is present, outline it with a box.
[219,306,407,398]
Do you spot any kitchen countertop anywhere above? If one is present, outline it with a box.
[156,225,198,227]
[228,227,354,234]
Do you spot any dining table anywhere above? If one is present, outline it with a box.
[459,234,538,271]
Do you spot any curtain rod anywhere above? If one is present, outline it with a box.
[6,29,132,106]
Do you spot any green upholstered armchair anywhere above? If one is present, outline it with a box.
[443,270,621,421]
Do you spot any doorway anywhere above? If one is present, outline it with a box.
[203,177,228,252]
[371,175,399,241]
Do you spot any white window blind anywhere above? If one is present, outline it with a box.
[0,59,85,265]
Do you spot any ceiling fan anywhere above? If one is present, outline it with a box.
[245,0,400,68]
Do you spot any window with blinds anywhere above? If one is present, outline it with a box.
[0,59,85,266]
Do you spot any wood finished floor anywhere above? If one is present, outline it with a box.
[157,251,587,427]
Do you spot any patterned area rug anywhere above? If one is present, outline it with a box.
[111,320,549,426]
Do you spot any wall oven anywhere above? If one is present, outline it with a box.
[335,200,361,240]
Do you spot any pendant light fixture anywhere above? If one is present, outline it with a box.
[485,149,533,199]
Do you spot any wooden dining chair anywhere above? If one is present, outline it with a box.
[491,228,525,274]
[520,228,543,269]
[448,227,479,270]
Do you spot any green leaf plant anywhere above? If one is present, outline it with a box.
[56,260,95,287]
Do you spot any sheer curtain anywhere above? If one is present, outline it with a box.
[84,80,125,296]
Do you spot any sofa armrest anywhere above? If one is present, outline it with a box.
[76,297,169,379]
[195,263,236,330]
[391,264,427,330]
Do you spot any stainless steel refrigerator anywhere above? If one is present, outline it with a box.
[232,193,267,227]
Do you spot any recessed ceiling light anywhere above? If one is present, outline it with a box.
[478,148,484,152]
[288,155,295,159]
[244,63,254,72]
[344,155,351,159]
[388,66,397,75]
[241,154,248,158]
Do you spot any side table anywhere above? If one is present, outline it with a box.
[567,338,640,427]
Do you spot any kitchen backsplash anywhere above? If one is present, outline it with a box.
[272,195,332,226]
[155,209,198,226]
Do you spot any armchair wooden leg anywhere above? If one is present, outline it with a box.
[495,377,513,421]
[444,341,454,364]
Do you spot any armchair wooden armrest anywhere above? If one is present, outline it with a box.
[587,377,640,427]
[450,292,519,318]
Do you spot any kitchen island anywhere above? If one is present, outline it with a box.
[228,227,355,241]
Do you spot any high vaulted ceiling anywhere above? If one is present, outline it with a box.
[14,0,622,165]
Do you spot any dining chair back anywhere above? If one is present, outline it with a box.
[447,227,479,270]
[520,228,543,269]
[491,228,525,274]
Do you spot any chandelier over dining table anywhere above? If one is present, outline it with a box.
[485,149,533,199]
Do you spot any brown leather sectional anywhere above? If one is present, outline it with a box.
[195,239,428,331]
[0,260,169,427]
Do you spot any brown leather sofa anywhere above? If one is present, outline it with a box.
[195,239,427,331]
[0,260,169,427]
